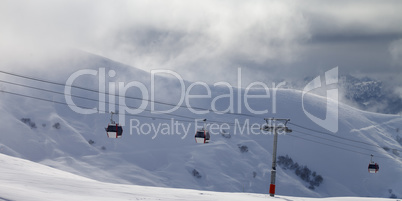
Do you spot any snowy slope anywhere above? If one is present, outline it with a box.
[0,153,395,201]
[0,51,402,198]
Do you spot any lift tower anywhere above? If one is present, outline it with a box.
[262,118,292,197]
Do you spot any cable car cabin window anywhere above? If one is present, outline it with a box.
[195,131,205,138]
[368,164,379,171]
[107,126,117,132]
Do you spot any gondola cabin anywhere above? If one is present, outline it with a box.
[368,163,379,173]
[368,155,379,173]
[106,123,123,138]
[105,112,122,138]
[195,129,210,143]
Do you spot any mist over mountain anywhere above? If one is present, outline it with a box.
[289,74,402,115]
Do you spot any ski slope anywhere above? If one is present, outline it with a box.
[0,153,395,201]
[0,51,402,199]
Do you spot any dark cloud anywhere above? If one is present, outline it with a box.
[310,33,402,44]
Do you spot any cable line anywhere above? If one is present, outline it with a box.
[0,70,258,119]
[287,133,390,159]
[0,88,255,129]
[289,122,402,152]
[2,87,400,159]
[0,79,241,126]
[1,70,401,156]
[291,129,384,154]
[0,89,193,123]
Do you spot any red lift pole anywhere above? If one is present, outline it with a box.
[262,118,292,197]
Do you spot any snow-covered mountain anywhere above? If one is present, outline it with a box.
[0,51,401,199]
[291,74,402,115]
[339,75,402,115]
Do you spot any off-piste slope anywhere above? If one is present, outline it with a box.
[0,51,401,198]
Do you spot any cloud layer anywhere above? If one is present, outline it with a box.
[1,0,402,85]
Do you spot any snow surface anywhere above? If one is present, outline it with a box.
[0,51,402,199]
[0,153,395,201]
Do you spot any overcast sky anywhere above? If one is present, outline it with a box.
[1,0,402,86]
